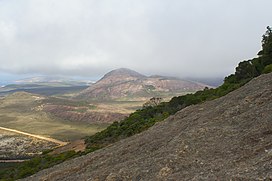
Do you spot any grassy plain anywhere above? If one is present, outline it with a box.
[0,92,108,141]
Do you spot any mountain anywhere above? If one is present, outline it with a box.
[77,68,209,100]
[24,72,272,180]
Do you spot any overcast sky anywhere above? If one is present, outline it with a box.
[0,0,271,81]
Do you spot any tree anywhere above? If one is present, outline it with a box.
[258,26,272,66]
[143,97,163,108]
[235,61,256,80]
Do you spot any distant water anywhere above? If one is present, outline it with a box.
[0,81,14,87]
[0,72,39,87]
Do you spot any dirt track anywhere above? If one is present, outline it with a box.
[0,159,28,163]
[0,126,68,146]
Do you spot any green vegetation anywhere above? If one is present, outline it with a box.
[0,148,102,181]
[0,163,21,180]
[263,64,272,73]
[0,27,271,180]
[144,84,156,91]
[0,151,78,180]
[42,97,91,107]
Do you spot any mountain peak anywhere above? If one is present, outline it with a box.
[103,68,146,79]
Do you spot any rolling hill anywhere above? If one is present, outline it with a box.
[0,92,108,141]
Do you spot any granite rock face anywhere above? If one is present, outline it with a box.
[25,73,272,181]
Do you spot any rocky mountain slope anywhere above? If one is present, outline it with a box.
[24,72,272,180]
[77,68,208,100]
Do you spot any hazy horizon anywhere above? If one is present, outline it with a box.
[0,67,224,87]
[1,0,271,83]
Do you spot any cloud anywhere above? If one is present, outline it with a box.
[0,0,271,79]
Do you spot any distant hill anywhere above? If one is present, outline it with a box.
[15,76,92,86]
[0,85,89,97]
[77,68,209,100]
[0,76,92,97]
